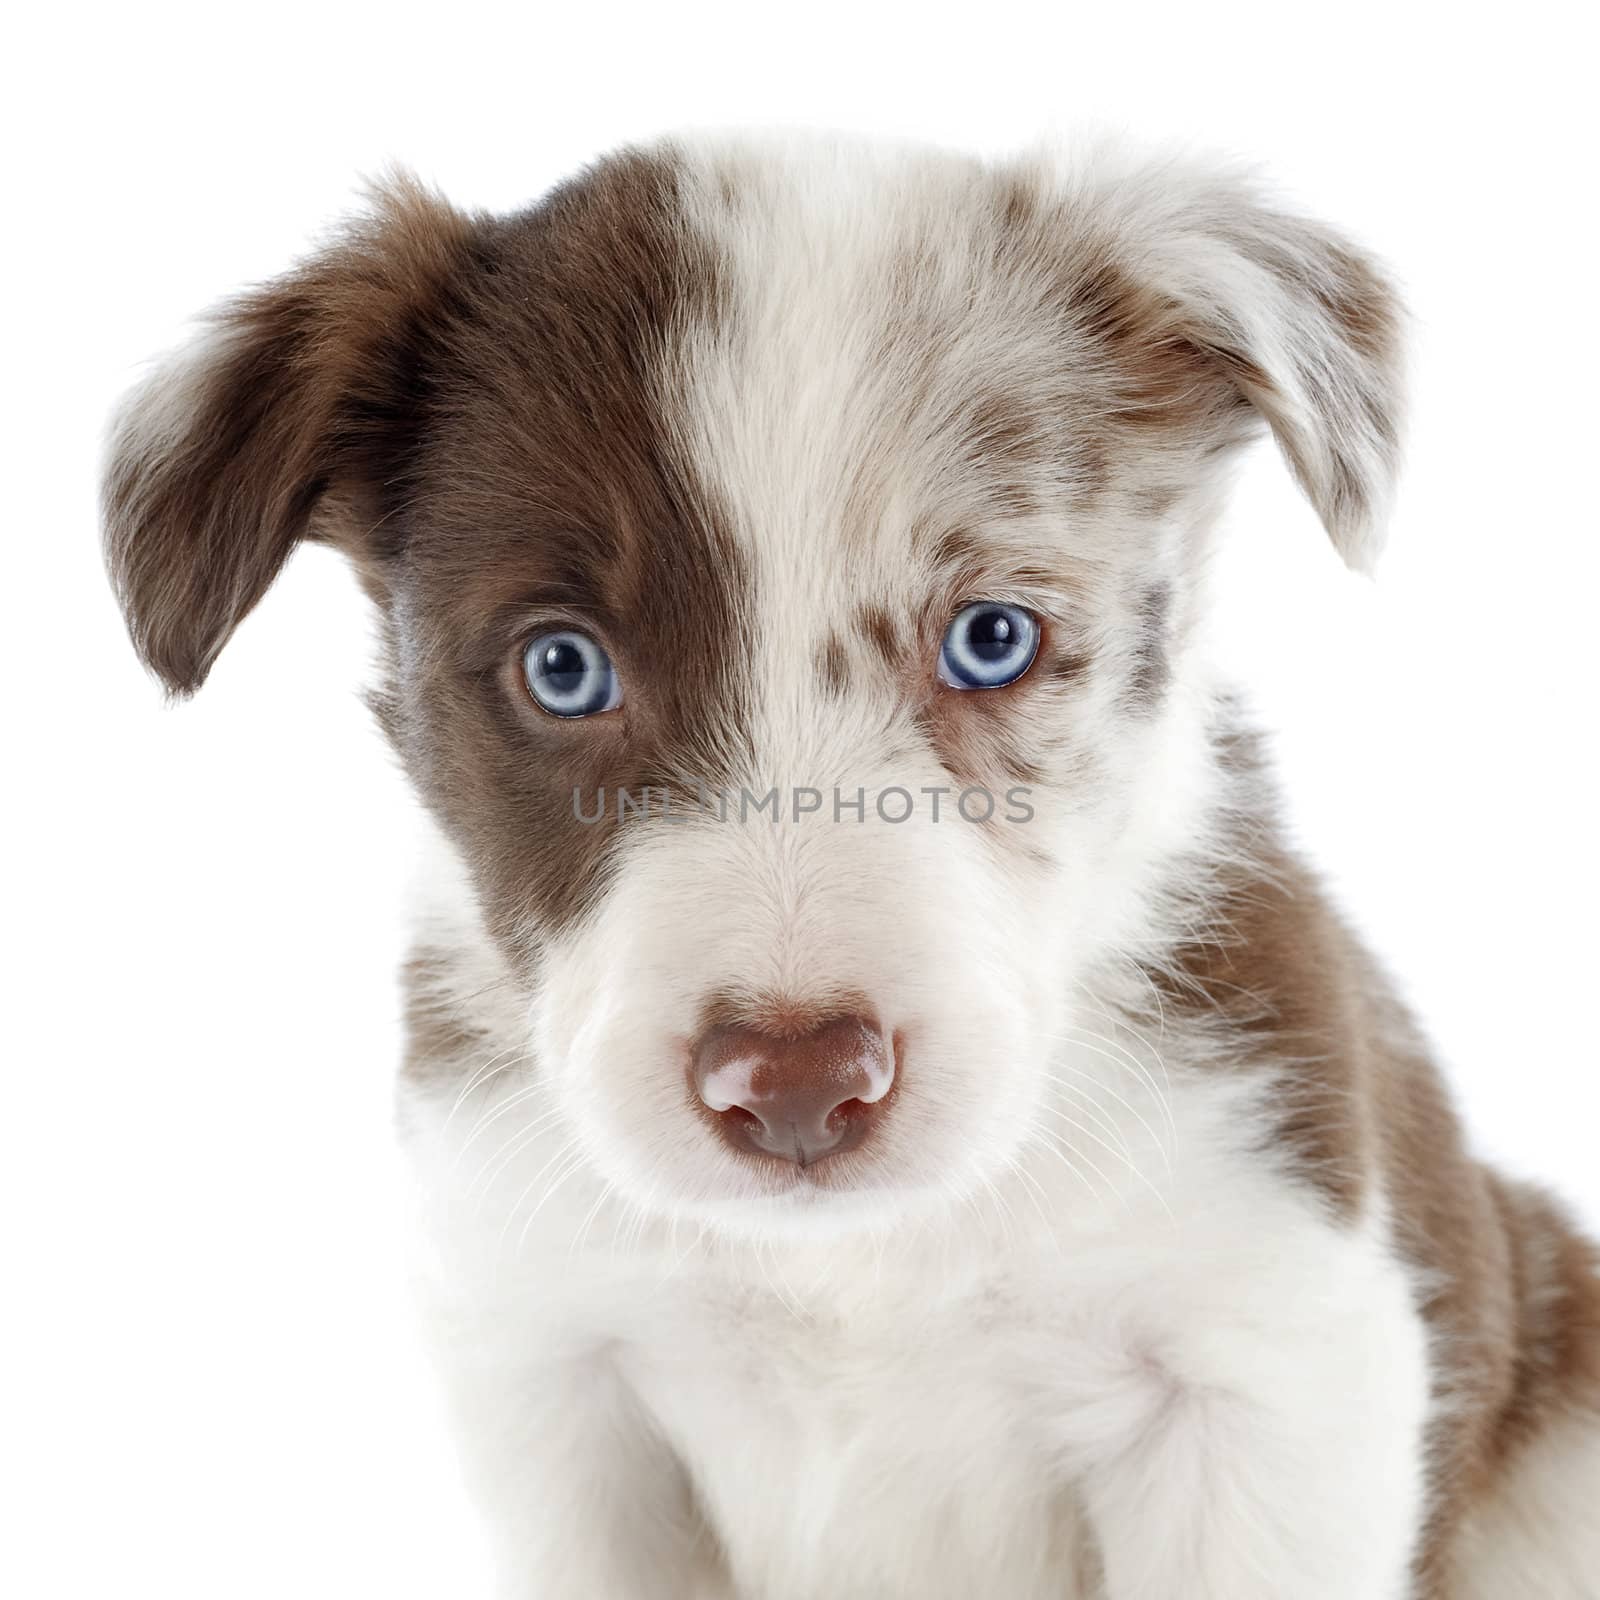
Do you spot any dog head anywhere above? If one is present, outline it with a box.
[103,136,1402,1237]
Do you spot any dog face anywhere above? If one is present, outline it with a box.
[103,136,1401,1237]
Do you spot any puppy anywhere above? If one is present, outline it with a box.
[103,135,1600,1598]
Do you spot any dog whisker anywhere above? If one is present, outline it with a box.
[511,1148,592,1257]
[1032,1104,1162,1217]
[1039,1049,1175,1176]
[1046,1018,1178,1153]
[1018,1125,1114,1220]
[1038,1069,1144,1166]
[465,1107,571,1211]
[440,1041,531,1131]
[493,1137,583,1262]
[569,1179,617,1258]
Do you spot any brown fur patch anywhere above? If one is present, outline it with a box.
[103,177,480,695]
[856,604,905,668]
[397,946,525,1088]
[381,150,754,952]
[816,632,851,697]
[1124,583,1172,710]
[1039,642,1094,689]
[1154,723,1600,1594]
[106,150,756,953]
[957,389,1046,519]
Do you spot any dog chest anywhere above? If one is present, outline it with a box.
[627,1270,1103,1600]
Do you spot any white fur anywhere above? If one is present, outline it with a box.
[403,828,1432,1598]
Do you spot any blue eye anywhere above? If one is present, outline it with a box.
[522,630,622,718]
[938,602,1040,690]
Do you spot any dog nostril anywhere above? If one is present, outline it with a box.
[722,1105,765,1142]
[691,1013,895,1167]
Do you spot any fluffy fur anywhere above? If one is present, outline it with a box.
[104,133,1600,1598]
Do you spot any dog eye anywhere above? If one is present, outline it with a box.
[521,630,622,718]
[937,602,1040,690]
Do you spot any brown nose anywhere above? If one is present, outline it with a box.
[691,1014,895,1167]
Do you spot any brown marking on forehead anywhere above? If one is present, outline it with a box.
[966,389,1045,467]
[869,210,1092,525]
[925,526,980,578]
[1068,441,1114,504]
[991,172,1040,233]
[957,390,1045,519]
[816,632,851,697]
[1129,482,1180,520]
[921,528,1022,618]
[856,604,905,668]
[371,148,754,956]
[918,521,1091,621]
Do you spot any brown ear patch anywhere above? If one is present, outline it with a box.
[1008,167,1404,566]
[101,175,478,695]
[1061,255,1249,445]
[1170,210,1405,568]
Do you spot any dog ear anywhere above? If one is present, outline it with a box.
[102,174,477,695]
[1082,158,1406,571]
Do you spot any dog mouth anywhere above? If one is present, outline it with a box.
[689,1149,923,1231]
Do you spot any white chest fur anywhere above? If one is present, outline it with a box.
[405,1063,1432,1600]
[617,1261,1103,1600]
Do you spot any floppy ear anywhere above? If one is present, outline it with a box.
[102,175,477,695]
[1086,158,1406,571]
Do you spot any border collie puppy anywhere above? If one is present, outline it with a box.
[103,135,1600,1599]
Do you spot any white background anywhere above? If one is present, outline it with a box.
[4,3,1595,1594]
